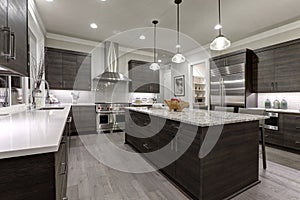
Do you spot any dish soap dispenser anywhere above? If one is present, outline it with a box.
[273,98,280,109]
[281,98,288,110]
[265,98,271,109]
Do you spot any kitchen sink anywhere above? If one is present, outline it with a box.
[39,107,65,111]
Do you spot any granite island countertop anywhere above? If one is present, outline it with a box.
[0,105,71,159]
[126,107,267,127]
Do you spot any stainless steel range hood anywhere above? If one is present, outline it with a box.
[94,41,131,82]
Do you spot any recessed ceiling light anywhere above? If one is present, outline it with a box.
[46,0,54,2]
[158,59,162,63]
[101,0,107,1]
[139,35,146,40]
[90,23,98,29]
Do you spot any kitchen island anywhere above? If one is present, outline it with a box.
[125,107,266,200]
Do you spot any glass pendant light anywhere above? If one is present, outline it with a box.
[210,0,231,51]
[172,0,186,64]
[149,20,160,71]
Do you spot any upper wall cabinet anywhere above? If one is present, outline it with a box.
[253,39,300,93]
[0,0,28,76]
[45,47,91,91]
[128,60,160,93]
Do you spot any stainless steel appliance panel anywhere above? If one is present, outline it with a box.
[210,63,246,106]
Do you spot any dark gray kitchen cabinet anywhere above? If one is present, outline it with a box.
[72,105,96,134]
[0,0,28,76]
[253,50,275,92]
[45,47,91,91]
[62,53,77,90]
[175,124,201,198]
[45,49,63,89]
[274,43,300,92]
[254,39,300,93]
[75,55,92,90]
[125,111,200,198]
[210,49,249,68]
[281,113,300,151]
[0,0,6,65]
[128,60,160,93]
[264,112,300,151]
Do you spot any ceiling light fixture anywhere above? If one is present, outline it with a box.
[90,23,98,29]
[172,0,186,64]
[149,20,160,71]
[46,0,54,2]
[210,0,231,51]
[139,35,146,40]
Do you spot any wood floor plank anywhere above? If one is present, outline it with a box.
[68,134,300,200]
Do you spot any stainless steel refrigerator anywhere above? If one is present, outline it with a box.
[209,49,257,110]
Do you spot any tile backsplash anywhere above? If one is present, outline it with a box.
[50,90,95,103]
[258,93,300,109]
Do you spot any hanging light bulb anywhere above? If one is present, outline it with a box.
[210,35,231,51]
[210,0,231,51]
[149,20,160,71]
[172,0,186,64]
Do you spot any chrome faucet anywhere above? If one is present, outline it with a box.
[31,79,50,109]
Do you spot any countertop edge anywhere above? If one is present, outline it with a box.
[125,107,265,127]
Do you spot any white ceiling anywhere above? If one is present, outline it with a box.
[35,0,300,51]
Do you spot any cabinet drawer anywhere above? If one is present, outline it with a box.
[284,132,300,150]
[264,130,284,146]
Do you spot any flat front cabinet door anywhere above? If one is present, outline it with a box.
[0,0,7,65]
[45,50,63,89]
[256,50,275,92]
[75,55,91,91]
[62,53,77,90]
[274,43,300,92]
[7,0,28,76]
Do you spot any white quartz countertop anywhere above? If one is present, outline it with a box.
[126,107,267,127]
[0,105,71,159]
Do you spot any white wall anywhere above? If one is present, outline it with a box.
[258,93,300,110]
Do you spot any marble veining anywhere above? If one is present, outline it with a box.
[0,105,71,159]
[126,107,267,127]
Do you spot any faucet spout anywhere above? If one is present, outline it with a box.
[31,78,51,109]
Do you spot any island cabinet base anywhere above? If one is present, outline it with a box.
[125,110,260,200]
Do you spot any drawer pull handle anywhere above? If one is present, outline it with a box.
[296,141,300,144]
[67,117,72,123]
[60,162,67,175]
[170,124,179,129]
[296,127,300,130]
[143,143,151,150]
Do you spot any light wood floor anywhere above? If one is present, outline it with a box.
[67,133,300,200]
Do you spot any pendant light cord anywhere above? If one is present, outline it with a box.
[177,2,180,53]
[152,20,158,63]
[218,0,222,36]
[6,0,8,26]
[154,22,157,63]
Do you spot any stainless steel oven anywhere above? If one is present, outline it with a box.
[96,103,129,133]
[264,112,279,131]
